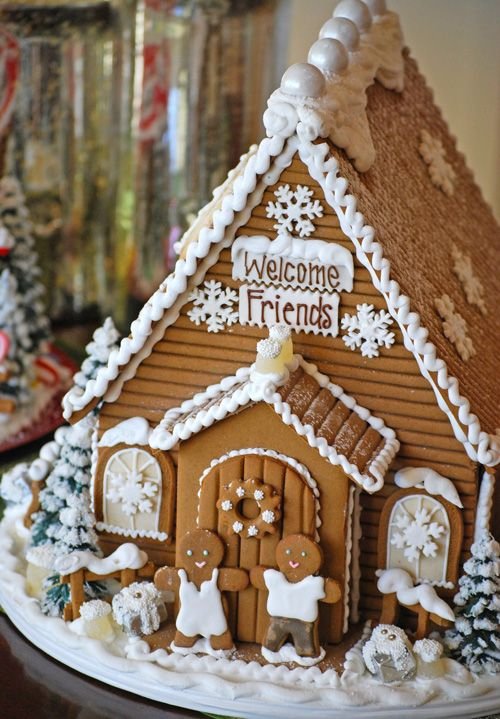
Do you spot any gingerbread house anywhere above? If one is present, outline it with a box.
[62,1,500,648]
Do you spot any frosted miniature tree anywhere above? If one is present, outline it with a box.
[0,177,50,355]
[0,268,33,405]
[72,316,120,392]
[445,532,500,674]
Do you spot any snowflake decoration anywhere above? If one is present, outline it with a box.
[248,525,259,537]
[391,506,446,564]
[261,510,275,524]
[435,294,475,361]
[232,520,244,533]
[187,279,239,333]
[418,129,455,196]
[235,486,245,498]
[451,245,487,316]
[106,470,158,516]
[254,489,264,500]
[341,304,395,359]
[266,184,324,238]
[221,500,232,511]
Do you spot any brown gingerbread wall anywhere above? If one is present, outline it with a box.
[97,153,478,619]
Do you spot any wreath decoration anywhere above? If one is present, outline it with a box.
[217,477,281,538]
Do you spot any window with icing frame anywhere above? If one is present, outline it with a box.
[378,488,463,590]
[95,444,175,543]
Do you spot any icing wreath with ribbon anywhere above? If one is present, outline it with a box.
[217,477,281,538]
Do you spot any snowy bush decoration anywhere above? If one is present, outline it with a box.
[266,184,324,238]
[112,581,165,637]
[434,294,475,361]
[341,304,395,358]
[391,503,445,564]
[187,279,239,333]
[445,531,500,674]
[451,245,487,316]
[72,317,121,392]
[418,130,455,196]
[362,625,416,683]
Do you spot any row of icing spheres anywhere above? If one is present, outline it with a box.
[281,0,388,98]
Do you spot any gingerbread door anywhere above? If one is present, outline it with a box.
[197,451,318,643]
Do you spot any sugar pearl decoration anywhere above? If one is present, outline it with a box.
[280,63,326,99]
[269,325,291,342]
[257,338,281,360]
[80,599,112,621]
[334,0,373,34]
[308,38,349,75]
[363,0,387,17]
[319,17,360,52]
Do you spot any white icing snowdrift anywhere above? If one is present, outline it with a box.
[1,506,499,719]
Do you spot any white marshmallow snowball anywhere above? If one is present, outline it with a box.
[319,17,360,52]
[334,0,373,34]
[280,63,326,98]
[308,39,349,75]
[363,0,387,17]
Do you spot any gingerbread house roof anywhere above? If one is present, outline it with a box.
[63,2,500,469]
[148,355,399,493]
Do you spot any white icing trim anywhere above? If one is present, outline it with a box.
[95,522,168,542]
[394,467,463,509]
[90,418,99,514]
[376,568,455,622]
[262,644,326,667]
[196,448,321,541]
[98,417,152,448]
[349,487,362,624]
[150,356,398,493]
[343,484,355,634]
[474,469,496,543]
[54,543,148,576]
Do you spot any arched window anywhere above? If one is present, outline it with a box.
[380,489,463,589]
[96,445,175,542]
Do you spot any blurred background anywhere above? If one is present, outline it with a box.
[0,0,498,337]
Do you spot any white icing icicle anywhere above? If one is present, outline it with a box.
[54,543,148,576]
[394,467,463,508]
[99,417,152,448]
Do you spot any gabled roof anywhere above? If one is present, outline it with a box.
[148,355,399,493]
[62,3,500,468]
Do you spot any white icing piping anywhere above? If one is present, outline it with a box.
[349,487,362,624]
[343,484,355,634]
[90,419,99,515]
[196,447,321,541]
[474,469,496,542]
[295,137,499,467]
[149,355,398,492]
[95,521,168,543]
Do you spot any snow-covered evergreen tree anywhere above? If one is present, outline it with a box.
[445,532,500,674]
[72,316,120,392]
[29,317,120,615]
[0,268,33,406]
[0,177,50,355]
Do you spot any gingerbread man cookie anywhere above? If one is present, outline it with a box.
[250,534,341,665]
[154,528,248,653]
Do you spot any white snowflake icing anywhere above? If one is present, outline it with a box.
[341,303,395,358]
[266,184,324,238]
[232,520,244,533]
[248,525,259,537]
[106,470,158,516]
[187,279,239,333]
[435,294,475,361]
[221,500,232,511]
[451,245,486,316]
[418,129,455,196]
[261,510,275,524]
[391,506,446,564]
[253,489,264,501]
[235,486,245,498]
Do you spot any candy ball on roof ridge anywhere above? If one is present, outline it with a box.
[308,39,349,76]
[280,63,326,98]
[334,0,373,34]
[319,17,360,52]
[363,0,388,17]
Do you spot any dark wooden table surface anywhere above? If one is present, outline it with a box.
[0,615,207,719]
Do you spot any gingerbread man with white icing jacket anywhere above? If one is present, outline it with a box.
[154,528,248,652]
[250,534,341,663]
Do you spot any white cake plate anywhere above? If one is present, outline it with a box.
[1,507,499,719]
